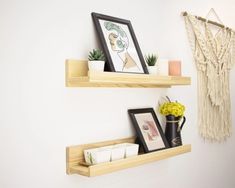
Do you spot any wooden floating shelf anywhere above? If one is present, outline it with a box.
[66,137,191,177]
[65,59,191,88]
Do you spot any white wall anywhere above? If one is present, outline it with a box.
[0,0,235,187]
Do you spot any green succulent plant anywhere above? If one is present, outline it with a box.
[145,54,158,66]
[88,49,106,61]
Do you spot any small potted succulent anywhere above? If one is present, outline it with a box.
[145,54,158,74]
[88,49,106,71]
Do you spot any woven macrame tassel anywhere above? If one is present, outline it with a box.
[184,14,234,142]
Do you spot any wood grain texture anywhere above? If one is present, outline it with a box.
[66,137,191,177]
[65,60,191,88]
[66,137,136,175]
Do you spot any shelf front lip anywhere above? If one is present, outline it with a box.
[66,76,191,88]
[65,60,191,87]
[70,144,191,177]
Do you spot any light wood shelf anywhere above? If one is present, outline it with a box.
[65,59,191,88]
[66,137,191,177]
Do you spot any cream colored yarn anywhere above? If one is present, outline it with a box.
[184,14,235,141]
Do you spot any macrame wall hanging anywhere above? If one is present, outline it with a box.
[183,8,235,142]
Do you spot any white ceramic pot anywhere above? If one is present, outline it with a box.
[115,143,139,158]
[88,60,105,72]
[84,146,111,165]
[124,143,139,157]
[111,146,125,161]
[147,65,158,74]
[158,58,169,76]
[84,143,139,165]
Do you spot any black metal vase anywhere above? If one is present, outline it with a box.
[165,115,186,147]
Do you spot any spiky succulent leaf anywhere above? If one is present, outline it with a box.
[145,54,158,66]
[88,49,105,61]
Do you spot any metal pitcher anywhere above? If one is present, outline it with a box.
[165,115,186,147]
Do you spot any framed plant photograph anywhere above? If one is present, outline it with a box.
[128,108,169,153]
[91,12,148,74]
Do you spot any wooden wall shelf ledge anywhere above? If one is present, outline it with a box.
[66,137,191,177]
[65,60,191,88]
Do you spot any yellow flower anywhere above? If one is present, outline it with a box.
[159,100,185,117]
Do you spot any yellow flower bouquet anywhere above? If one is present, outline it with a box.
[159,96,186,147]
[159,97,185,117]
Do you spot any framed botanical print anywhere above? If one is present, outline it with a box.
[91,12,148,74]
[128,108,169,153]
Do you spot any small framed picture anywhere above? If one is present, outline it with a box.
[91,12,148,74]
[128,108,169,153]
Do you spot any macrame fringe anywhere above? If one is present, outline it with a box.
[184,14,235,142]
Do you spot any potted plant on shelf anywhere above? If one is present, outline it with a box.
[159,96,186,147]
[145,54,158,74]
[88,49,106,71]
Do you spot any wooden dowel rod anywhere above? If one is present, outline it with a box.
[182,11,232,31]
